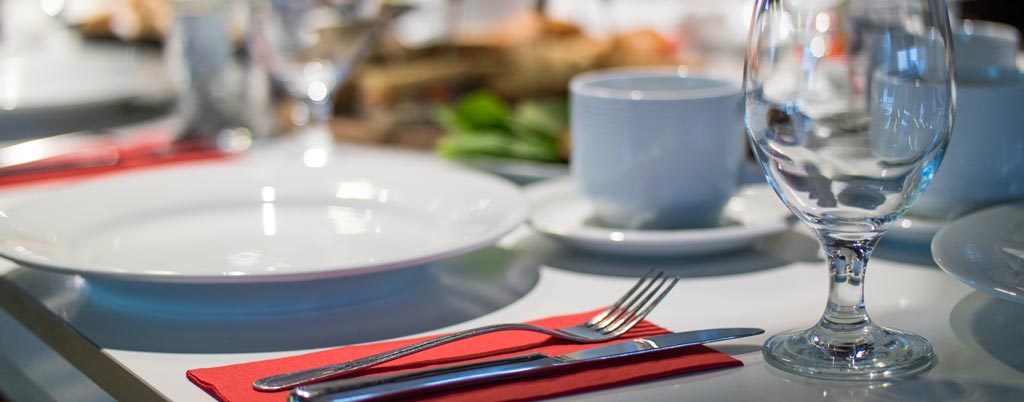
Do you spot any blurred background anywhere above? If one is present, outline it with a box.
[0,0,754,161]
[0,0,1019,169]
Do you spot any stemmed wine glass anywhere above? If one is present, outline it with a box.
[744,0,954,379]
[249,0,383,165]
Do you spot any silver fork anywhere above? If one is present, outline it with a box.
[253,270,680,391]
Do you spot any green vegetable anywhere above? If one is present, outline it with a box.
[441,91,510,133]
[436,90,568,163]
[438,132,563,162]
[512,99,568,142]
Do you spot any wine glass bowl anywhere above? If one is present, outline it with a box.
[249,0,383,157]
[745,0,954,379]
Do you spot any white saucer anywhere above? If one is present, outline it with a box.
[0,156,527,283]
[525,178,793,257]
[933,202,1024,304]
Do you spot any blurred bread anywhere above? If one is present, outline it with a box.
[361,11,611,101]
[347,10,692,147]
[458,10,587,46]
[602,29,680,67]
[80,0,172,41]
[488,33,609,98]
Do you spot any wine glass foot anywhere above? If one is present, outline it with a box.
[763,323,935,380]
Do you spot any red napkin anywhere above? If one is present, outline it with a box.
[187,310,743,402]
[0,129,233,188]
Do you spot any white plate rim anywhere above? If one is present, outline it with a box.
[525,177,792,256]
[0,158,528,283]
[932,202,1024,304]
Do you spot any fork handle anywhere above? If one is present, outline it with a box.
[254,323,556,391]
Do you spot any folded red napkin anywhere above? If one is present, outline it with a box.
[0,129,233,188]
[187,310,743,402]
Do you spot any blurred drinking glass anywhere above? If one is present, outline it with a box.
[249,0,383,166]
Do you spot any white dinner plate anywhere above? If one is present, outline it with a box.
[932,202,1024,304]
[0,157,527,283]
[525,178,793,257]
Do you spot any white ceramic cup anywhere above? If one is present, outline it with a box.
[954,20,1021,83]
[912,73,1024,220]
[570,68,745,229]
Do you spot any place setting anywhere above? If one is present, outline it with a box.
[192,0,962,398]
[4,1,1024,402]
[159,63,830,396]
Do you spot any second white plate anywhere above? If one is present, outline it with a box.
[933,202,1024,304]
[0,156,527,283]
[525,178,793,257]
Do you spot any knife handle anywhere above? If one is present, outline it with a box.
[289,352,565,402]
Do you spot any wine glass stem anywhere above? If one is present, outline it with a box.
[306,98,334,125]
[298,98,335,153]
[818,233,881,333]
[762,231,934,378]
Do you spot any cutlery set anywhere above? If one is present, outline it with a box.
[249,271,764,400]
[290,327,764,402]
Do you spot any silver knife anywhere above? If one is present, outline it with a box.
[0,117,180,174]
[288,327,764,402]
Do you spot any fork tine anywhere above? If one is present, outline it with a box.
[591,271,664,330]
[589,270,662,328]
[585,269,660,326]
[602,275,680,336]
[617,275,680,332]
[595,274,668,332]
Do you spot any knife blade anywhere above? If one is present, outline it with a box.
[0,130,121,172]
[289,327,764,402]
[0,117,182,175]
